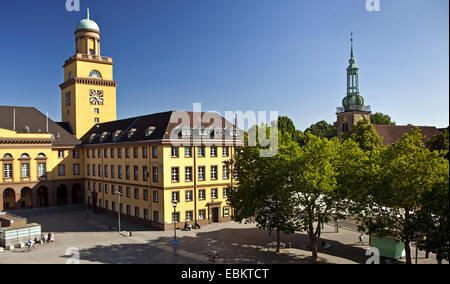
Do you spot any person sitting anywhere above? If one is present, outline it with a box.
[184,222,192,231]
[41,234,46,244]
[194,221,201,229]
[26,239,33,250]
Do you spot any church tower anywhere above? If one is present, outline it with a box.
[60,9,117,139]
[336,35,371,138]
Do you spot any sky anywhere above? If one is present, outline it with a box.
[0,0,448,131]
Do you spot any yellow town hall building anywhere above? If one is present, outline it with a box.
[0,10,242,230]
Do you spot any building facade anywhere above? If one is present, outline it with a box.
[0,107,84,212]
[0,9,243,231]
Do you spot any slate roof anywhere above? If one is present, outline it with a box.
[373,125,444,146]
[81,111,243,145]
[0,106,80,146]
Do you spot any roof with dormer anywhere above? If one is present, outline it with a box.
[0,106,81,147]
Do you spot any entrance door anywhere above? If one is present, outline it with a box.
[212,207,220,223]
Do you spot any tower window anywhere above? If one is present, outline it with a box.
[94,108,99,114]
[94,118,100,123]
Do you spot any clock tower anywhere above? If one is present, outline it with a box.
[60,8,117,139]
[336,35,371,138]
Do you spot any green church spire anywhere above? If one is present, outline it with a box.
[347,33,359,95]
[342,33,367,112]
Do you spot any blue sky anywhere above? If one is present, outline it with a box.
[0,0,448,131]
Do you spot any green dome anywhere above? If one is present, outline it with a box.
[76,19,100,32]
[75,9,100,32]
[343,94,364,109]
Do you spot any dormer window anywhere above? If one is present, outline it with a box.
[89,133,99,143]
[145,127,156,137]
[199,127,210,136]
[214,129,224,136]
[113,130,124,141]
[127,128,137,138]
[100,132,110,142]
[182,129,193,137]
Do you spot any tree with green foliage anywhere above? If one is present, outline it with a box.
[416,171,449,264]
[278,116,305,146]
[356,128,449,264]
[426,128,449,159]
[226,130,299,253]
[304,121,337,139]
[289,134,349,261]
[371,112,396,125]
[344,118,383,151]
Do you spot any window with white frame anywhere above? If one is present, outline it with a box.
[211,166,217,180]
[58,165,65,176]
[199,210,206,220]
[223,165,229,180]
[199,189,206,201]
[171,147,179,158]
[185,190,193,202]
[186,211,193,222]
[223,187,228,198]
[172,167,179,182]
[185,167,192,182]
[198,166,205,181]
[21,163,30,178]
[223,207,231,217]
[3,164,12,178]
[153,190,159,202]
[223,146,230,157]
[143,190,149,201]
[153,166,158,182]
[211,188,218,199]
[211,146,217,157]
[73,164,80,176]
[37,163,46,178]
[172,191,180,203]
[185,146,192,158]
[198,146,205,157]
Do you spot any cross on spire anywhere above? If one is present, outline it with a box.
[350,32,355,59]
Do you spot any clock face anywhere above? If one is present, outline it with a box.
[65,92,71,106]
[90,90,104,105]
[89,70,102,79]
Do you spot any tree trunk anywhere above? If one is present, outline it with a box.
[276,229,281,253]
[308,232,318,262]
[404,241,412,265]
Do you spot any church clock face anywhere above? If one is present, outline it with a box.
[89,70,102,79]
[89,90,104,105]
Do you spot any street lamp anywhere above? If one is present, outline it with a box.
[172,201,179,252]
[117,191,122,233]
[173,201,178,242]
